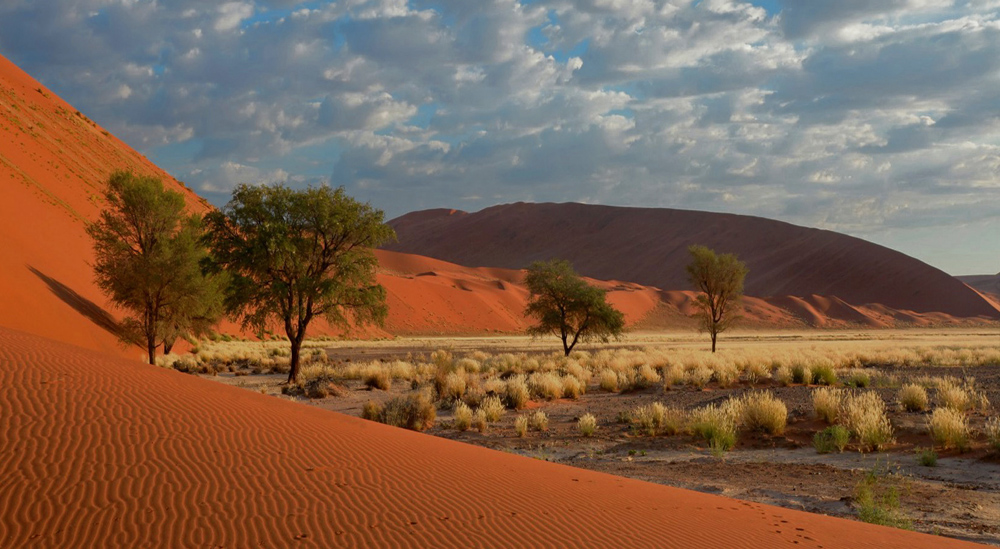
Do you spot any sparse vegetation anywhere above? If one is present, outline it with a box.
[854,464,912,530]
[898,384,929,412]
[530,411,549,432]
[378,393,436,432]
[813,387,842,424]
[928,407,970,451]
[630,402,686,436]
[578,413,597,437]
[840,391,894,451]
[453,401,473,431]
[915,448,937,467]
[736,391,787,436]
[986,418,1000,451]
[514,415,528,437]
[813,425,850,454]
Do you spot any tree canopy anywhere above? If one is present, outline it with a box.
[524,259,625,356]
[88,171,221,364]
[686,245,748,353]
[204,184,395,383]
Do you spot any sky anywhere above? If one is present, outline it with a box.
[1,0,998,275]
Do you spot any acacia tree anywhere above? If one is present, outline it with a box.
[204,184,394,384]
[88,171,221,364]
[686,245,749,353]
[524,259,625,356]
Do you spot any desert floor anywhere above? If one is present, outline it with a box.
[201,328,1000,546]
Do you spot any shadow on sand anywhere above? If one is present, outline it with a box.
[28,265,121,337]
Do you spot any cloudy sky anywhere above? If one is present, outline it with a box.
[1,1,998,275]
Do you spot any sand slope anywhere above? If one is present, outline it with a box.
[0,326,980,548]
[0,54,208,357]
[387,203,1000,320]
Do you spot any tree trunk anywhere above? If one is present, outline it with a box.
[287,333,304,384]
[147,336,156,365]
[711,331,717,353]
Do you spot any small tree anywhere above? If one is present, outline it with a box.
[524,259,625,356]
[204,184,394,384]
[686,245,748,353]
[88,171,221,364]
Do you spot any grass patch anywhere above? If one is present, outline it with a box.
[813,425,849,454]
[915,448,937,467]
[812,387,842,424]
[840,391,894,451]
[578,413,597,437]
[854,464,912,530]
[928,407,970,451]
[898,383,928,412]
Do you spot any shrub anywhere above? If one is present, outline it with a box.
[774,365,793,386]
[363,369,392,391]
[530,411,549,432]
[840,391,894,451]
[598,369,619,392]
[438,371,467,402]
[453,401,473,431]
[916,448,937,467]
[813,387,842,424]
[713,363,739,388]
[361,400,383,421]
[791,364,812,385]
[812,364,838,386]
[472,409,488,433]
[744,362,771,384]
[898,384,928,412]
[505,375,530,409]
[687,365,713,389]
[813,425,850,454]
[986,418,1000,451]
[928,407,970,451]
[689,404,738,455]
[637,364,661,386]
[561,375,585,400]
[936,380,970,411]
[578,413,597,437]
[845,370,871,388]
[479,395,506,422]
[514,415,528,437]
[529,372,564,400]
[738,392,787,435]
[854,465,912,530]
[381,393,436,431]
[663,364,686,387]
[630,402,685,437]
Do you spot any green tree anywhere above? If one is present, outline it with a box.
[524,259,625,356]
[686,245,748,353]
[204,184,394,384]
[87,171,221,364]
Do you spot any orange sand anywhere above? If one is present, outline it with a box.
[0,326,983,548]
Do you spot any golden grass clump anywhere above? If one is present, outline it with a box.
[898,384,929,412]
[380,393,436,432]
[362,400,382,421]
[530,411,549,432]
[479,395,506,422]
[437,371,467,402]
[472,409,488,433]
[688,404,738,455]
[928,407,970,451]
[561,375,585,399]
[598,369,619,392]
[578,413,597,437]
[363,369,392,391]
[775,365,793,386]
[813,387,843,424]
[663,363,686,388]
[528,372,564,400]
[687,365,713,389]
[630,402,686,436]
[792,365,813,385]
[637,364,661,386]
[713,363,739,388]
[453,401,473,431]
[455,357,481,373]
[840,391,894,451]
[504,375,530,409]
[936,379,970,411]
[744,361,771,384]
[514,415,528,437]
[736,391,787,435]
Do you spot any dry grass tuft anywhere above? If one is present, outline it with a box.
[898,384,929,412]
[737,391,787,435]
[363,369,392,391]
[936,379,970,411]
[928,407,970,451]
[840,391,894,451]
[561,375,585,400]
[514,415,528,437]
[578,413,597,437]
[504,375,530,409]
[380,393,436,432]
[598,369,619,392]
[985,418,1000,450]
[479,395,506,422]
[530,410,549,432]
[813,387,843,424]
[453,401,473,431]
[630,402,686,436]
[775,365,793,386]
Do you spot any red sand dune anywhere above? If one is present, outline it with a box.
[0,54,209,358]
[0,325,980,549]
[386,203,1000,321]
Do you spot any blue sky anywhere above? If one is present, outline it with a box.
[0,0,998,275]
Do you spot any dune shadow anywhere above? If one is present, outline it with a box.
[28,265,121,336]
